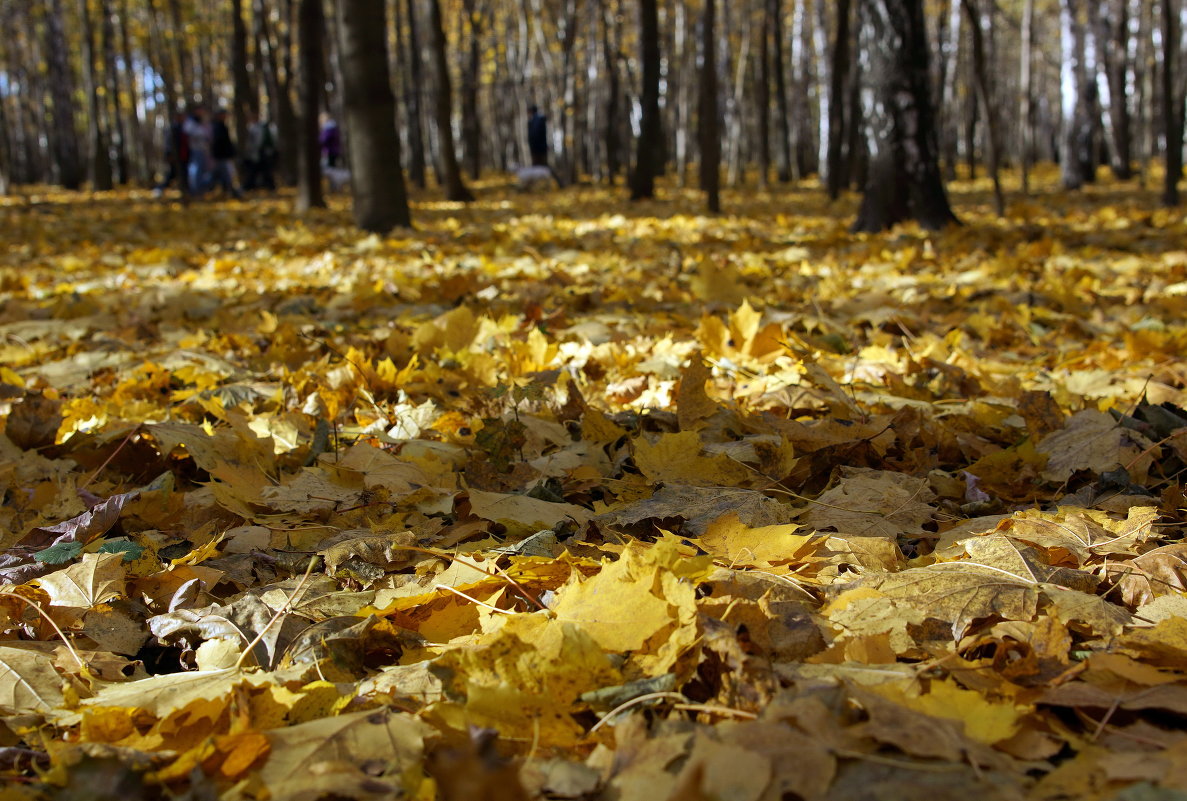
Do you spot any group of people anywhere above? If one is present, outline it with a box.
[154,102,549,199]
[154,105,340,200]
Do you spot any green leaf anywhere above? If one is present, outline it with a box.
[98,540,145,562]
[33,541,84,564]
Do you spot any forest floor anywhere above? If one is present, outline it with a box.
[2,166,1187,800]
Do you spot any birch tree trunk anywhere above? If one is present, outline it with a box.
[852,0,958,232]
[700,0,720,212]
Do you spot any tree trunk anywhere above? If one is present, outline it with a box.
[962,0,1003,216]
[462,0,483,180]
[630,0,663,199]
[79,0,114,191]
[756,0,770,188]
[814,0,831,183]
[700,0,720,213]
[772,0,793,182]
[1060,0,1092,190]
[168,0,192,100]
[232,0,253,159]
[336,0,411,231]
[256,0,300,185]
[601,0,621,183]
[852,0,958,232]
[426,0,474,201]
[939,0,962,179]
[1163,0,1182,205]
[400,0,427,188]
[674,0,691,185]
[825,0,850,199]
[295,0,325,212]
[100,0,128,184]
[119,0,149,182]
[46,0,83,189]
[1020,0,1034,193]
[790,0,812,177]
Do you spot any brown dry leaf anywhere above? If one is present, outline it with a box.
[800,468,935,539]
[1037,409,1156,483]
[597,484,790,536]
[35,553,126,610]
[0,646,65,714]
[250,708,432,801]
[466,488,592,535]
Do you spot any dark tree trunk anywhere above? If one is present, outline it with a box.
[232,0,253,157]
[1019,0,1034,193]
[256,0,300,185]
[295,0,325,212]
[461,0,483,180]
[79,0,114,191]
[45,0,83,189]
[118,0,149,182]
[962,0,1004,215]
[630,0,663,199]
[426,0,474,201]
[825,0,851,199]
[1098,0,1132,179]
[601,0,621,183]
[756,0,771,188]
[852,0,958,232]
[147,0,179,119]
[336,0,411,231]
[700,0,720,213]
[771,0,793,183]
[100,0,129,184]
[403,0,427,188]
[168,0,192,100]
[1162,0,1182,206]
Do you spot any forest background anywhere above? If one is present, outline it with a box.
[2,0,1187,800]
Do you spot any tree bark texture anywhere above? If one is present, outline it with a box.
[825,0,850,199]
[630,0,663,199]
[700,0,720,213]
[336,0,411,230]
[426,0,474,201]
[1162,0,1182,205]
[79,0,114,191]
[852,0,958,232]
[295,0,325,212]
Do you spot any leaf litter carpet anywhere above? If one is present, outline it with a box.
[3,172,1187,799]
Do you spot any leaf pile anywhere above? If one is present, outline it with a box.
[3,172,1187,799]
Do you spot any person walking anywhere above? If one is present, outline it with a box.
[319,114,342,168]
[183,104,212,196]
[210,108,243,199]
[153,109,190,200]
[527,104,548,167]
[243,112,279,191]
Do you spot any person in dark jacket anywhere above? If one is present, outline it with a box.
[527,105,548,167]
[319,114,342,168]
[209,109,243,199]
[153,109,190,200]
